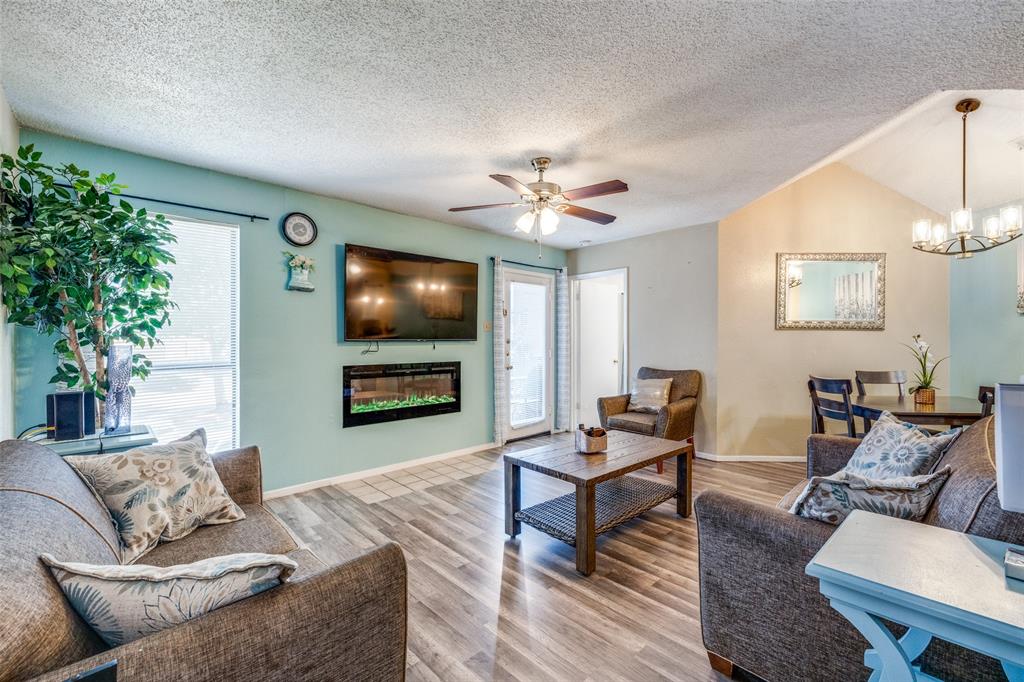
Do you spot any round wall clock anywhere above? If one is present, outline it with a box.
[282,212,318,246]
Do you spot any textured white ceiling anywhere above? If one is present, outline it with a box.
[1,1,1022,248]
[841,90,1024,215]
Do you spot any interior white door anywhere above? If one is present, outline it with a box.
[504,269,554,440]
[573,271,627,427]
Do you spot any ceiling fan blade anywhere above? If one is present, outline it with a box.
[448,202,523,212]
[561,179,628,201]
[490,174,537,197]
[557,204,617,225]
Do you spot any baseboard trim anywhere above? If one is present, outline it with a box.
[696,451,806,463]
[264,441,500,499]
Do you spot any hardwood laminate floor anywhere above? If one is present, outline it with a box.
[266,437,805,682]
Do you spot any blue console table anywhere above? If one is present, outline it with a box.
[807,510,1024,682]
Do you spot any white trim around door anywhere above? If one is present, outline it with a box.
[503,267,556,440]
[570,267,628,429]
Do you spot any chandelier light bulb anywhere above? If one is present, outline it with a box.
[950,208,973,236]
[515,210,536,234]
[1000,205,1022,236]
[983,215,1003,240]
[930,222,948,247]
[538,207,559,235]
[912,219,932,246]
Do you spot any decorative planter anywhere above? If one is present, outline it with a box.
[575,428,608,454]
[914,387,936,405]
[288,267,315,292]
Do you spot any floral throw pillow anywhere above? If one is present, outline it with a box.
[844,411,960,479]
[66,429,245,564]
[41,552,296,646]
[789,467,951,525]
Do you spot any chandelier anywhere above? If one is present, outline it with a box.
[911,98,1022,259]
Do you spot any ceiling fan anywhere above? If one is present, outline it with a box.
[449,157,628,243]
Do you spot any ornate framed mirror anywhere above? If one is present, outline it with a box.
[776,253,886,330]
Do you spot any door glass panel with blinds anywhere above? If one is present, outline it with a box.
[504,270,554,438]
[132,218,239,452]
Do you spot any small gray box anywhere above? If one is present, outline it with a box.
[1006,547,1024,582]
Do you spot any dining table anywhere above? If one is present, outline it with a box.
[851,394,986,428]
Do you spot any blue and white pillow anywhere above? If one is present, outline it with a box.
[41,553,296,646]
[789,467,952,526]
[844,411,960,479]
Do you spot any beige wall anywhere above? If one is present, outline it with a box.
[716,162,949,456]
[568,223,719,452]
[0,86,18,439]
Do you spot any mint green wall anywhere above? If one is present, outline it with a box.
[14,130,565,490]
[950,201,1024,394]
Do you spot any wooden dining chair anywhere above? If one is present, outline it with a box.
[855,370,908,397]
[808,376,860,438]
[978,385,995,418]
[855,370,908,430]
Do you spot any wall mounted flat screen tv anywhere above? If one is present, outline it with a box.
[344,244,479,341]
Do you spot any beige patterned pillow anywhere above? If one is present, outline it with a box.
[41,552,296,646]
[628,377,673,414]
[66,429,245,564]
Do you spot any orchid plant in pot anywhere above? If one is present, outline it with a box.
[903,334,948,405]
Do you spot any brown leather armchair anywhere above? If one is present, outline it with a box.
[598,367,701,471]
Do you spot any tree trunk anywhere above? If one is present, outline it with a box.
[92,280,106,429]
[57,289,91,387]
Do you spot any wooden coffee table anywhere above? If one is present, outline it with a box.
[504,431,694,575]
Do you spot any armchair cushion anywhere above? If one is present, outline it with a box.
[142,503,300,567]
[608,412,657,435]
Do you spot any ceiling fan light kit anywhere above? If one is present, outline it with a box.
[911,98,1022,259]
[450,156,628,254]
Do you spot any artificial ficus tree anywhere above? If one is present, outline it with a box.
[0,144,177,424]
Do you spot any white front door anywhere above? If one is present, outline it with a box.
[572,269,627,428]
[504,269,554,440]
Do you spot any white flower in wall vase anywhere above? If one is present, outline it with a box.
[284,251,315,292]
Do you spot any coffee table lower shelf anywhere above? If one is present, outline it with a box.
[513,475,677,547]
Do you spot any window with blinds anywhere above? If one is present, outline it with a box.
[131,218,240,452]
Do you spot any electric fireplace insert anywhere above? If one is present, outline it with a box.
[342,362,461,428]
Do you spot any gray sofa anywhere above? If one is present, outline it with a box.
[0,439,407,682]
[696,416,1024,681]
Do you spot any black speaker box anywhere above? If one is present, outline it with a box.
[46,391,96,441]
